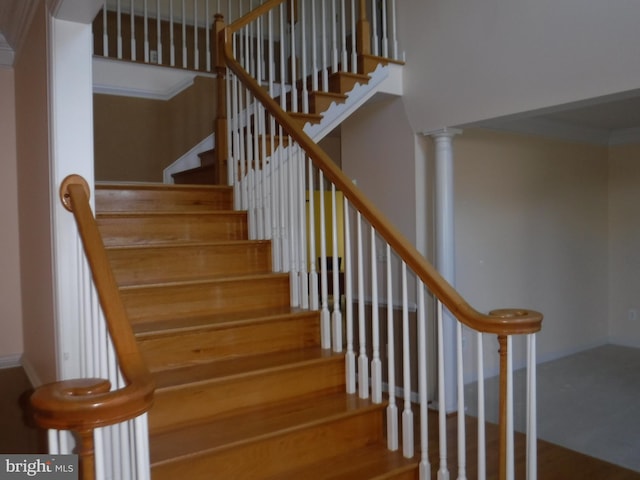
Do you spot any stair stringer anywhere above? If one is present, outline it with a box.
[303,62,403,142]
[163,135,215,183]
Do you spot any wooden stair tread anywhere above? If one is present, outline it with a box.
[106,239,268,251]
[264,445,418,480]
[120,271,288,291]
[95,182,230,191]
[133,306,317,337]
[149,392,381,465]
[97,210,242,218]
[152,347,341,389]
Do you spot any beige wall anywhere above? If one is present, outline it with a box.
[454,129,610,376]
[0,68,24,360]
[608,143,640,346]
[94,76,217,182]
[399,0,640,132]
[15,1,58,384]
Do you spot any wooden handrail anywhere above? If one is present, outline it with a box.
[30,175,155,480]
[221,24,542,337]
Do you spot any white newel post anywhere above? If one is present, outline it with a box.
[426,127,461,414]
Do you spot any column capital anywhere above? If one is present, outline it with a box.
[422,127,463,139]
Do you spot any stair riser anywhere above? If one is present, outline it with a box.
[108,241,272,286]
[149,356,345,433]
[151,409,384,480]
[122,274,290,323]
[139,314,321,371]
[97,212,248,246]
[95,187,233,212]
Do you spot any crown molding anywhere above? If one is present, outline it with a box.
[0,33,14,68]
[0,0,39,65]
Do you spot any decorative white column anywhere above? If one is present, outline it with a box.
[425,127,461,413]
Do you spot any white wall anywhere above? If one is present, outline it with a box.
[398,0,640,132]
[608,144,640,346]
[454,129,610,377]
[341,97,417,243]
[0,67,24,363]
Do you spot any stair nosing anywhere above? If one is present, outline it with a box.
[105,239,270,251]
[135,309,318,339]
[119,271,289,291]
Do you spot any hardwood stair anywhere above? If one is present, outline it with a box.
[95,182,419,479]
[170,56,391,185]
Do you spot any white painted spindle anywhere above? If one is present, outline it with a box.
[340,0,347,69]
[130,0,136,61]
[143,0,149,63]
[401,261,413,458]
[331,184,342,351]
[321,0,329,91]
[437,300,450,480]
[117,0,123,59]
[417,280,430,479]
[102,6,109,56]
[344,198,356,393]
[386,244,398,450]
[181,0,187,68]
[156,0,162,64]
[527,334,537,480]
[507,335,515,480]
[357,212,369,398]
[169,0,175,66]
[381,0,388,58]
[477,332,487,480]
[370,226,382,402]
[457,321,467,480]
[311,0,319,92]
[319,171,331,348]
[301,0,309,113]
[308,159,319,310]
[371,0,378,55]
[350,0,357,73]
[193,0,199,70]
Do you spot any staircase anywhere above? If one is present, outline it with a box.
[95,182,419,479]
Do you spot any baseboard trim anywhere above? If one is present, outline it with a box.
[0,354,22,369]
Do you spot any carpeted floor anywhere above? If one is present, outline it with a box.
[0,366,45,454]
[465,344,640,472]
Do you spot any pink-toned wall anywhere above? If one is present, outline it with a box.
[15,1,58,384]
[0,67,24,361]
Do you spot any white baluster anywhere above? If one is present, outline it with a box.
[308,159,319,310]
[319,171,331,348]
[170,0,175,66]
[386,244,398,450]
[381,0,388,58]
[370,226,382,402]
[457,321,467,480]
[401,261,413,458]
[130,0,136,61]
[507,335,515,480]
[331,184,342,351]
[193,0,199,70]
[350,0,357,73]
[477,332,487,480]
[331,0,338,71]
[344,198,356,393]
[390,0,398,60]
[182,0,187,68]
[437,300,450,480]
[370,0,379,55]
[289,0,298,113]
[205,0,210,71]
[527,334,537,480]
[321,0,329,91]
[143,0,149,63]
[279,4,287,110]
[357,212,369,398]
[134,414,150,480]
[117,0,123,59]
[102,6,109,57]
[417,280,430,478]
[340,0,347,69]
[156,0,162,64]
[278,129,288,273]
[311,0,319,92]
[288,145,300,307]
[301,0,309,113]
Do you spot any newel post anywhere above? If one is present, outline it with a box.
[214,13,228,184]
